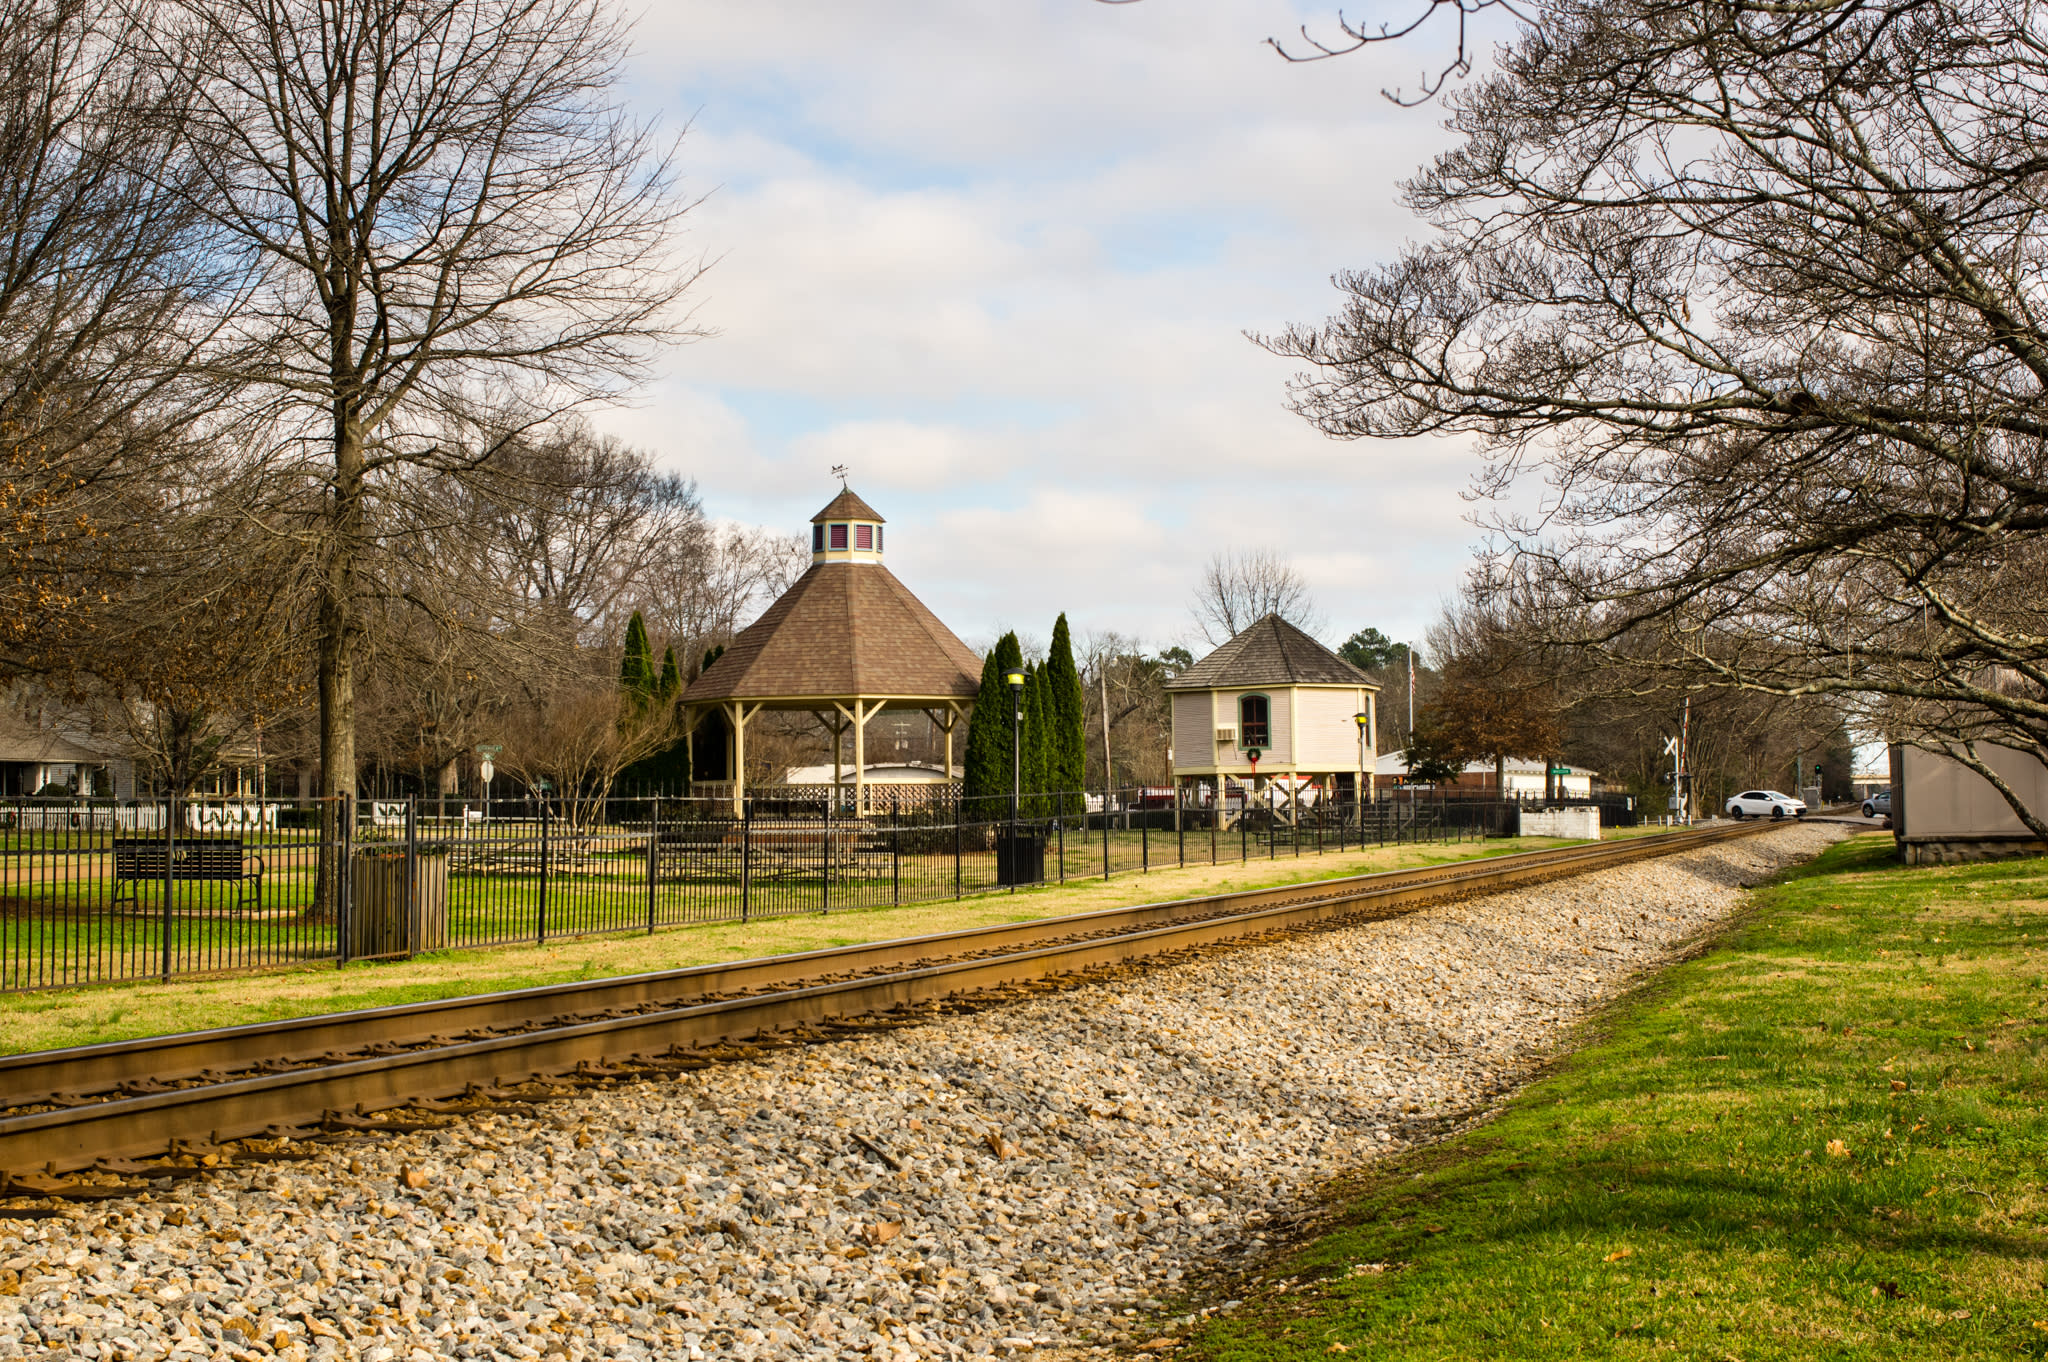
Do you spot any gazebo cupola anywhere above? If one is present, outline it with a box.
[811,488,886,566]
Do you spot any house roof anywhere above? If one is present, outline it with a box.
[810,488,885,524]
[681,561,981,704]
[1165,614,1375,691]
[0,705,117,765]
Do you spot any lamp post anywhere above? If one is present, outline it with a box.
[1354,712,1370,825]
[1004,670,1024,884]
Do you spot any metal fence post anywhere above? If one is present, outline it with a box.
[741,800,752,922]
[1101,790,1110,880]
[892,799,901,907]
[1177,787,1185,868]
[536,792,550,946]
[337,793,354,966]
[821,797,831,915]
[160,793,175,982]
[1056,792,1065,884]
[647,795,660,935]
[953,811,962,900]
[405,796,419,958]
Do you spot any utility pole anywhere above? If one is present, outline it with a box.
[1407,646,1416,740]
[1099,670,1113,796]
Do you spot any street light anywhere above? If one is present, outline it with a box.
[1004,670,1025,886]
[1354,712,1370,822]
[1004,671,1025,820]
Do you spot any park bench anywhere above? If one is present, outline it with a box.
[111,837,265,911]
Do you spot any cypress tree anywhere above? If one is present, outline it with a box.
[1024,664,1055,817]
[656,644,681,701]
[1045,613,1086,807]
[620,612,655,708]
[962,633,1022,821]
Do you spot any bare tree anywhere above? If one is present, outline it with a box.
[498,661,681,830]
[151,0,696,885]
[628,521,808,672]
[1264,0,2048,835]
[1079,631,1174,787]
[1188,548,1324,647]
[0,0,220,671]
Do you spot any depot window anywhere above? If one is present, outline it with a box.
[1238,695,1270,749]
[812,524,824,552]
[856,524,873,550]
[830,524,848,550]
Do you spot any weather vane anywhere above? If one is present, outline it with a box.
[831,463,849,488]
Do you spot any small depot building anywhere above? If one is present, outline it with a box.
[1165,614,1378,823]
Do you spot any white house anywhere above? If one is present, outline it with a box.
[1165,614,1379,824]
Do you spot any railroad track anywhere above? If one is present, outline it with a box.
[0,820,1769,1194]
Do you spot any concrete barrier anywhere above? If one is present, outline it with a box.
[1521,805,1602,840]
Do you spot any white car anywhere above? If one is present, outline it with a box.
[1725,789,1807,820]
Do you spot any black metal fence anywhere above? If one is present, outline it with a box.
[0,787,1607,993]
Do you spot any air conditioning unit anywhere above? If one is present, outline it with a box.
[1214,726,1237,743]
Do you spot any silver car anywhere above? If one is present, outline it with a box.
[1725,789,1807,820]
[1862,789,1891,819]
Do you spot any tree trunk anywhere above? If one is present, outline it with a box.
[314,410,366,920]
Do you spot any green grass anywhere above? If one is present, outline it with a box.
[0,820,1508,994]
[1179,833,2048,1361]
[0,831,1605,1052]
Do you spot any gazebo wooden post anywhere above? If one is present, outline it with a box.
[829,700,876,816]
[727,702,761,819]
[853,700,871,816]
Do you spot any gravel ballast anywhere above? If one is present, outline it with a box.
[0,823,1844,1361]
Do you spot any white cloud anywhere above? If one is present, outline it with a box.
[603,0,1503,651]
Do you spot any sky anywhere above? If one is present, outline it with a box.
[598,0,1515,657]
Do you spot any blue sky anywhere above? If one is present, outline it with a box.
[597,0,1519,657]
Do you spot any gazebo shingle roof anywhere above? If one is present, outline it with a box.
[811,489,885,523]
[682,563,980,703]
[1164,614,1373,690]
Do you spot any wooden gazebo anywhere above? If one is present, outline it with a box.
[680,488,983,815]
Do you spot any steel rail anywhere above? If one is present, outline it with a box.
[0,821,1766,1179]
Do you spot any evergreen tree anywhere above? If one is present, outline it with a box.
[1028,664,1060,818]
[962,633,1022,820]
[1045,614,1086,807]
[619,612,656,708]
[656,645,681,701]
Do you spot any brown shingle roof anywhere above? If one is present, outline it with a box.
[1164,614,1375,691]
[811,488,885,524]
[682,563,981,703]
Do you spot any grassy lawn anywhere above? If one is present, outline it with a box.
[1177,832,2048,1361]
[0,831,1607,1054]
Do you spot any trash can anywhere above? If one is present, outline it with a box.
[347,846,451,958]
[995,829,1045,886]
